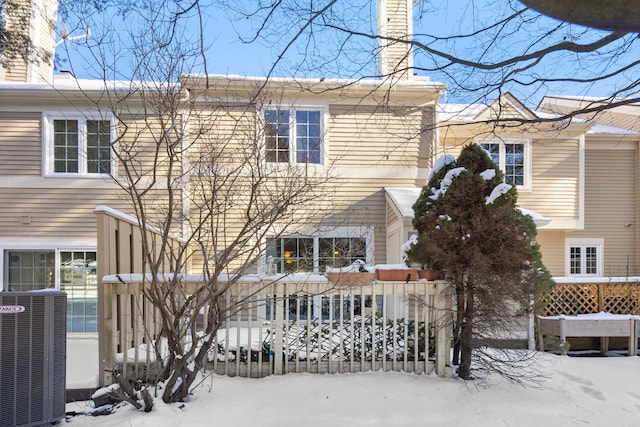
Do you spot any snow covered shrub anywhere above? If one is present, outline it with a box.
[409,144,554,381]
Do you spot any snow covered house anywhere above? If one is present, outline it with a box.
[2,0,639,392]
[430,93,639,279]
[0,0,446,389]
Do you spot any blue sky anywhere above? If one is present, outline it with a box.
[55,0,635,106]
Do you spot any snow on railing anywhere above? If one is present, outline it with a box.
[99,276,452,383]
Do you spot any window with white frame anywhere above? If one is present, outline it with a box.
[479,139,531,188]
[567,239,603,276]
[265,236,367,274]
[264,108,323,164]
[44,113,114,176]
[4,249,98,332]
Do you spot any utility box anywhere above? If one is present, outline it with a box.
[0,291,66,427]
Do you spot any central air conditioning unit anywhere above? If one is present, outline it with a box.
[0,290,66,427]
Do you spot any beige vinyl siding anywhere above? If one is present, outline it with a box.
[189,106,256,163]
[0,113,42,175]
[440,139,466,157]
[321,178,429,265]
[0,187,178,239]
[518,138,580,220]
[188,176,418,273]
[387,206,399,225]
[33,0,57,83]
[329,105,433,168]
[539,98,640,133]
[536,230,566,277]
[118,114,185,178]
[0,188,128,239]
[2,62,28,83]
[381,0,411,76]
[569,148,637,276]
[2,0,56,83]
[442,136,581,221]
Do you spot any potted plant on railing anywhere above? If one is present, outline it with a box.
[374,264,419,281]
[402,234,445,281]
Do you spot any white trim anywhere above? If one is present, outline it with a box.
[0,175,120,189]
[377,0,388,77]
[42,111,116,178]
[565,237,604,277]
[477,138,532,191]
[540,218,582,230]
[333,166,429,180]
[578,134,585,230]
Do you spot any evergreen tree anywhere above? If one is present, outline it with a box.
[408,144,553,381]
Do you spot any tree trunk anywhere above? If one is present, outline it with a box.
[457,281,474,380]
[160,312,221,403]
[452,283,465,366]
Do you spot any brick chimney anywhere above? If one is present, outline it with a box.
[1,0,58,83]
[377,0,413,79]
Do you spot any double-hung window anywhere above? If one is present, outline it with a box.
[266,236,367,274]
[567,239,603,276]
[44,113,114,176]
[479,139,531,189]
[3,249,98,332]
[264,108,323,164]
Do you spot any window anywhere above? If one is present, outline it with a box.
[6,250,55,291]
[59,251,98,333]
[4,249,98,332]
[266,236,367,274]
[567,239,603,276]
[264,108,322,164]
[44,113,113,176]
[479,139,530,188]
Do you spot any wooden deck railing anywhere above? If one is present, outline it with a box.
[99,276,452,385]
[95,206,188,386]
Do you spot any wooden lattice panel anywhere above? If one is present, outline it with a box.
[542,284,598,315]
[542,282,640,316]
[601,283,640,315]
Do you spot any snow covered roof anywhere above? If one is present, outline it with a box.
[540,94,640,105]
[0,74,181,92]
[384,188,551,227]
[518,207,551,227]
[437,104,486,121]
[439,93,539,122]
[587,124,640,135]
[384,187,421,219]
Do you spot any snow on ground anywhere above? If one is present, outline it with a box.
[65,352,640,427]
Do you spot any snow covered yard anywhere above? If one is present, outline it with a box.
[65,352,640,427]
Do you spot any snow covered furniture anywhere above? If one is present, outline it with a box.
[537,313,640,356]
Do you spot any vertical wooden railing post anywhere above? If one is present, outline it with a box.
[96,210,115,387]
[273,283,284,375]
[434,280,451,377]
[598,283,605,312]
[628,318,636,356]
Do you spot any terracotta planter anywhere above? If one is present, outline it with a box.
[326,272,375,287]
[376,269,418,281]
[418,269,444,281]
